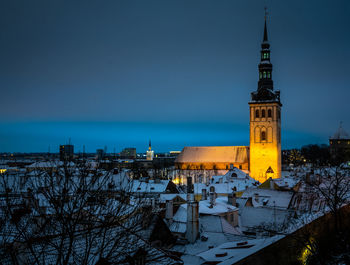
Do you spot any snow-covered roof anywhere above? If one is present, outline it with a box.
[132,180,171,193]
[175,146,249,164]
[26,161,75,168]
[198,236,284,265]
[241,188,293,209]
[198,197,238,215]
[272,176,299,189]
[159,193,187,203]
[169,196,238,234]
[240,206,293,230]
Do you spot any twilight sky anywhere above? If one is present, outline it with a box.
[1,0,349,153]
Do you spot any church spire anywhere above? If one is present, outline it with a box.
[263,17,268,42]
[250,9,280,104]
[263,6,268,42]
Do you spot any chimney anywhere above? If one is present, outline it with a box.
[186,176,199,243]
[269,178,274,189]
[186,200,199,243]
[187,177,193,193]
[209,192,216,207]
[201,189,207,200]
[187,176,195,201]
[228,192,237,207]
[254,193,259,203]
[209,186,216,207]
[165,200,173,224]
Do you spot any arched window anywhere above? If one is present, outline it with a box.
[255,109,259,118]
[261,131,266,141]
[263,72,266,78]
[268,109,272,118]
[267,72,271,78]
[262,109,266,118]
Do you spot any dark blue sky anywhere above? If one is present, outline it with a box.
[1,0,349,153]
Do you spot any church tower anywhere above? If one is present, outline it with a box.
[249,15,282,183]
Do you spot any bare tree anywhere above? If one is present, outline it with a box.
[0,160,179,265]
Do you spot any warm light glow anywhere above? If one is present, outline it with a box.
[172,177,181,185]
[299,238,314,264]
[249,102,281,183]
[0,169,6,174]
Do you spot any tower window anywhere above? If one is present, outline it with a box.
[262,109,266,118]
[262,53,269,59]
[255,109,259,118]
[259,72,262,79]
[263,72,266,78]
[268,109,272,118]
[267,72,271,78]
[261,131,266,141]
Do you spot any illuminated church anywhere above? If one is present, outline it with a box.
[175,18,282,183]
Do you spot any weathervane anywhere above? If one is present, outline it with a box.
[264,6,269,21]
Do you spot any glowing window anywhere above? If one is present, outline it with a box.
[262,109,266,118]
[263,72,266,78]
[261,131,266,141]
[267,72,271,78]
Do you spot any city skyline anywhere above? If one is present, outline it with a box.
[1,0,349,152]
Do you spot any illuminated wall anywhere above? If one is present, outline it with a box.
[175,162,248,170]
[249,102,281,183]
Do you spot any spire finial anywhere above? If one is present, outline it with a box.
[263,7,269,42]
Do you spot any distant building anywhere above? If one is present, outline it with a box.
[59,145,74,161]
[329,123,350,162]
[120,147,136,159]
[96,149,105,160]
[146,140,154,161]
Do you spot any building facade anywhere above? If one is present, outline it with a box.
[329,123,350,162]
[59,144,74,161]
[249,19,282,183]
